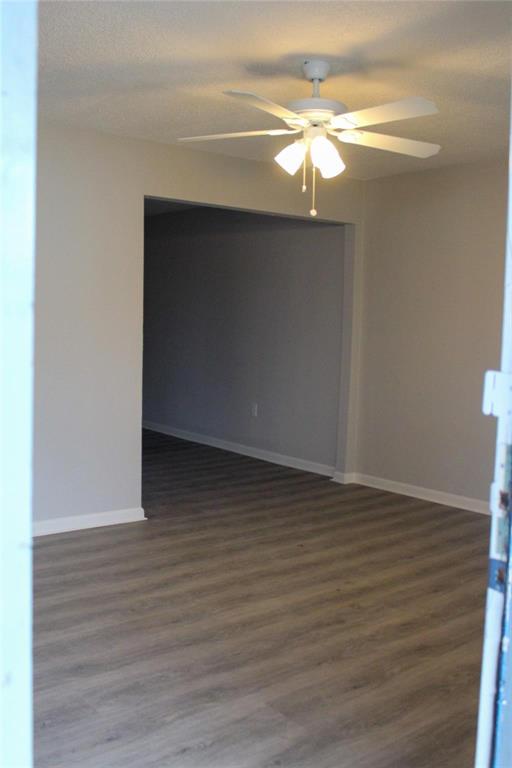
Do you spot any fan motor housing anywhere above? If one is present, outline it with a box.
[287,97,347,125]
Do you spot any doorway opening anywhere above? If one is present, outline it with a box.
[141,197,346,518]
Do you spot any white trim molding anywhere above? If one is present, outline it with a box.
[331,471,360,485]
[331,471,489,515]
[143,421,335,477]
[33,507,146,537]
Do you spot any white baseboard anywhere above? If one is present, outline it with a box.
[331,471,489,515]
[33,507,146,537]
[143,420,335,477]
[144,422,488,515]
[332,471,359,485]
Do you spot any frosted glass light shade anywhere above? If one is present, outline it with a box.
[310,136,345,178]
[274,140,307,176]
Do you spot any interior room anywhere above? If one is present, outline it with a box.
[4,0,512,766]
[142,201,346,507]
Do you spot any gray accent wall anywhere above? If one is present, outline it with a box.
[143,209,345,468]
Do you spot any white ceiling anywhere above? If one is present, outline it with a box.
[39,1,511,180]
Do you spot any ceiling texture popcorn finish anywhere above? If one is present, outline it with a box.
[38,1,511,180]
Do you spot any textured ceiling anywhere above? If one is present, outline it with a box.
[39,1,511,180]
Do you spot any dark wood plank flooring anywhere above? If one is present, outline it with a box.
[34,429,490,767]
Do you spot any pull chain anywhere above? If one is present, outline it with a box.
[310,165,317,217]
[302,155,307,193]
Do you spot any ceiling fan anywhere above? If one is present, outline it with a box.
[179,59,441,217]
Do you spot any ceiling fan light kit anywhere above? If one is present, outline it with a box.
[179,59,441,217]
[274,140,307,176]
[310,134,346,179]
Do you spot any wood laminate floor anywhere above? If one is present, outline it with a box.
[34,429,490,768]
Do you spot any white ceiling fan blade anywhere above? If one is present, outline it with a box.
[224,90,307,125]
[337,130,441,158]
[330,97,438,130]
[178,128,300,143]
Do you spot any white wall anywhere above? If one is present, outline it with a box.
[358,158,507,502]
[34,122,364,526]
[143,208,345,470]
